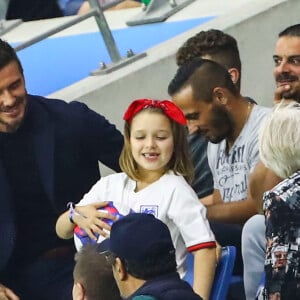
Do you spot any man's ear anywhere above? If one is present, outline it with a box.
[213,87,228,105]
[72,282,85,300]
[228,68,240,86]
[114,257,128,281]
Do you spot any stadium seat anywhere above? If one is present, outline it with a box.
[184,245,237,300]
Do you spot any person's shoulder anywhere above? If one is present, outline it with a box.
[132,296,157,300]
[248,105,271,128]
[102,172,127,180]
[164,291,202,300]
[273,170,300,195]
[253,104,272,117]
[29,95,102,125]
[40,95,88,110]
[161,172,198,197]
[29,94,88,112]
[100,172,129,186]
[187,133,208,150]
[160,281,203,300]
[161,172,187,185]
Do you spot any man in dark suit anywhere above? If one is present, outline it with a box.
[0,38,123,300]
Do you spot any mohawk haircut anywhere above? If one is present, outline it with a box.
[168,58,238,101]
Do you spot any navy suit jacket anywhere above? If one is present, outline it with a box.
[0,95,123,272]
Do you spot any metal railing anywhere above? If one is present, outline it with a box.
[14,0,122,64]
[12,0,147,74]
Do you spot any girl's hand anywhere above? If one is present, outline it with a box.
[74,202,117,240]
[0,284,19,300]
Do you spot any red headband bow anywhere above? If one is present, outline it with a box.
[123,99,187,125]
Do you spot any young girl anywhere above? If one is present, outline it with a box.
[56,99,216,300]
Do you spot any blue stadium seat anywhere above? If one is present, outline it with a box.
[184,246,237,300]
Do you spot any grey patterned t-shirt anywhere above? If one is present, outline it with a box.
[208,105,270,202]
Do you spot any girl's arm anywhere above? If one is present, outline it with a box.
[193,247,217,300]
[56,209,76,240]
[55,201,116,240]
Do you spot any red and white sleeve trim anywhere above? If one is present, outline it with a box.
[187,241,216,252]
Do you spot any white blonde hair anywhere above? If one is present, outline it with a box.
[259,101,300,179]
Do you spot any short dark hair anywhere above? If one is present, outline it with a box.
[0,39,23,74]
[176,29,241,89]
[168,58,238,101]
[74,244,121,300]
[279,24,300,37]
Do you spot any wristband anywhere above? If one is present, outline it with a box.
[67,202,76,224]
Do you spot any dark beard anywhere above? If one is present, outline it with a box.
[282,90,300,103]
[0,95,27,132]
[206,105,234,144]
[276,73,300,102]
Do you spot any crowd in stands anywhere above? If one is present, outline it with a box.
[2,0,141,21]
[58,0,142,16]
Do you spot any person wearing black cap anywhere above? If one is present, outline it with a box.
[103,213,203,300]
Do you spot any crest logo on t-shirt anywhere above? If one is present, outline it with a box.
[140,205,158,217]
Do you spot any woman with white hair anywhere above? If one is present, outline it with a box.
[259,101,300,299]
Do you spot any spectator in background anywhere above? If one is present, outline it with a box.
[5,0,141,20]
[60,0,141,16]
[6,0,63,21]
[174,29,259,200]
[242,23,300,300]
[258,101,300,298]
[168,58,270,283]
[171,30,258,280]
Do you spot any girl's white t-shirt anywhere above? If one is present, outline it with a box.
[77,171,215,277]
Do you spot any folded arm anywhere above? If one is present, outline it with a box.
[248,161,282,214]
[206,189,257,224]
